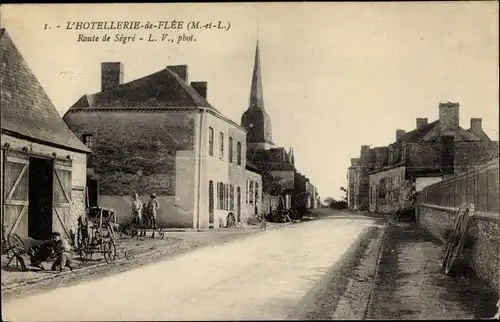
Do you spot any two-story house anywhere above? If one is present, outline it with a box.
[63,63,261,229]
[368,102,499,214]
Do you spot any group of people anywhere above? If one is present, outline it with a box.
[131,192,160,237]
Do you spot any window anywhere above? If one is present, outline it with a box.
[221,183,225,210]
[218,182,224,210]
[230,184,234,211]
[246,180,249,203]
[208,127,214,156]
[369,186,373,204]
[225,184,229,210]
[219,132,224,159]
[209,181,214,211]
[249,181,254,204]
[82,134,93,148]
[217,182,221,209]
[255,183,259,202]
[229,137,234,163]
[237,142,242,165]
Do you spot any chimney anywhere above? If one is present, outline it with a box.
[396,129,406,141]
[190,81,207,99]
[360,145,370,164]
[167,65,188,82]
[351,158,359,166]
[439,102,460,135]
[416,118,428,129]
[470,118,482,134]
[101,62,123,91]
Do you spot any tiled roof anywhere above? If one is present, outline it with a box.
[397,120,485,143]
[0,29,90,153]
[466,128,491,141]
[396,120,439,142]
[246,161,261,173]
[68,68,219,111]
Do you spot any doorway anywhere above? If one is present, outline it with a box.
[28,157,53,240]
[208,181,214,228]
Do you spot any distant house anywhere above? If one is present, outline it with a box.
[63,62,261,229]
[347,145,371,211]
[1,29,90,241]
[347,157,361,210]
[368,102,499,214]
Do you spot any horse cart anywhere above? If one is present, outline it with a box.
[77,206,133,264]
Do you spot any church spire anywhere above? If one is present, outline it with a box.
[240,26,274,151]
[249,36,265,111]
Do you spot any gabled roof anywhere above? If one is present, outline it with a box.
[68,68,219,112]
[396,120,439,142]
[0,29,90,153]
[396,119,486,143]
[467,128,491,141]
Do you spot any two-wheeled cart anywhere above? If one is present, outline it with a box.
[77,207,133,264]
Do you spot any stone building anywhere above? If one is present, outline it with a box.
[1,29,90,241]
[365,102,498,214]
[63,62,261,229]
[240,40,318,216]
[347,158,360,210]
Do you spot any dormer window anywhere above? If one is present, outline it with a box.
[82,134,93,148]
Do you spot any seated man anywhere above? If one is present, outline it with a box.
[49,232,74,272]
[29,239,55,270]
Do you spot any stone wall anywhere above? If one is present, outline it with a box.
[70,188,86,232]
[63,110,196,196]
[417,204,500,295]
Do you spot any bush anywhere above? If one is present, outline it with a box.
[329,200,348,210]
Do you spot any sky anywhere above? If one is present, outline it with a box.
[1,2,499,201]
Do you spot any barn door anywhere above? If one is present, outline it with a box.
[2,150,29,238]
[52,159,73,240]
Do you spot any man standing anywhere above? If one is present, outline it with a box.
[147,193,160,230]
[50,232,73,272]
[131,193,143,237]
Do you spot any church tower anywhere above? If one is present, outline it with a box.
[241,39,274,153]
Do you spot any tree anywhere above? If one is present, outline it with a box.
[340,186,348,202]
[324,187,348,210]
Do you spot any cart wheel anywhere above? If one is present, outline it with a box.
[124,250,134,260]
[103,240,117,264]
[441,233,457,271]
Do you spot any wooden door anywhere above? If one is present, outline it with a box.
[2,150,29,237]
[52,159,73,240]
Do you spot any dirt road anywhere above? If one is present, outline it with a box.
[2,211,379,321]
